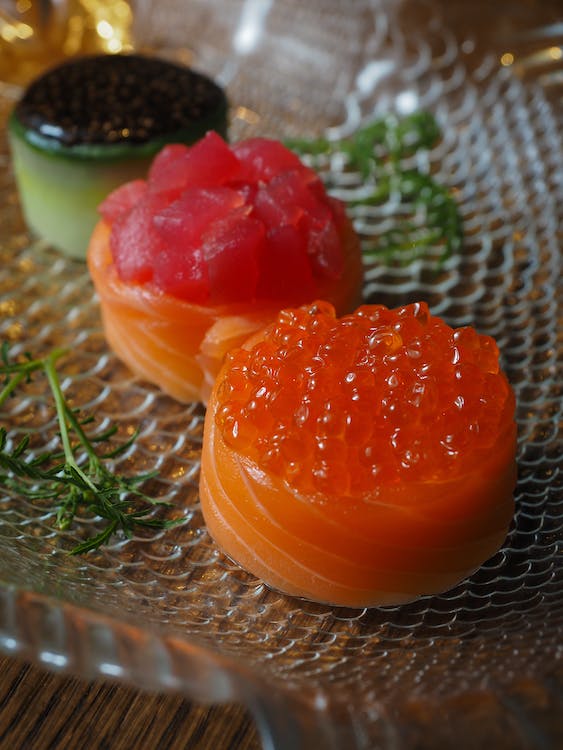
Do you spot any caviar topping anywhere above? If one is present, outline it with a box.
[14,54,227,148]
[215,301,515,495]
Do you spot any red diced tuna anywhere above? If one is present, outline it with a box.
[106,134,348,304]
[153,187,245,249]
[267,168,323,207]
[99,179,147,223]
[152,245,210,303]
[148,187,246,302]
[255,224,316,302]
[300,209,344,280]
[252,169,345,279]
[203,208,264,304]
[252,183,304,228]
[149,132,241,197]
[232,138,303,183]
[110,192,169,283]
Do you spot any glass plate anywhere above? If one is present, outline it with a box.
[1,1,561,747]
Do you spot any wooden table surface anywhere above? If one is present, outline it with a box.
[0,655,261,750]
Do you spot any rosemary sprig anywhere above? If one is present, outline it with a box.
[0,344,180,554]
[286,111,462,265]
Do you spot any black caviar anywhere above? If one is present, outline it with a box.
[14,54,227,147]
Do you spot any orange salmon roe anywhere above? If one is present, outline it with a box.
[214,301,515,496]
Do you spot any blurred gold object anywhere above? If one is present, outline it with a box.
[0,0,134,85]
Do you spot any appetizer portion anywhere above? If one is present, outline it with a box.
[8,54,228,259]
[200,301,517,608]
[88,133,363,403]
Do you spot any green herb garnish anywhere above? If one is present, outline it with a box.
[287,111,463,265]
[0,343,180,554]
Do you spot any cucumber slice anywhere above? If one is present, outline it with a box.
[9,130,154,259]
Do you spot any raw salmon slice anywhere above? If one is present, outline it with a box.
[199,301,517,607]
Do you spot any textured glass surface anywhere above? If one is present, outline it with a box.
[0,1,561,747]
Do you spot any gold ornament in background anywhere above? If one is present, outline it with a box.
[0,0,134,85]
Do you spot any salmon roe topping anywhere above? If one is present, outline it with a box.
[214,301,515,496]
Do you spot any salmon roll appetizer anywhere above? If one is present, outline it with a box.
[87,132,363,403]
[200,301,517,608]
